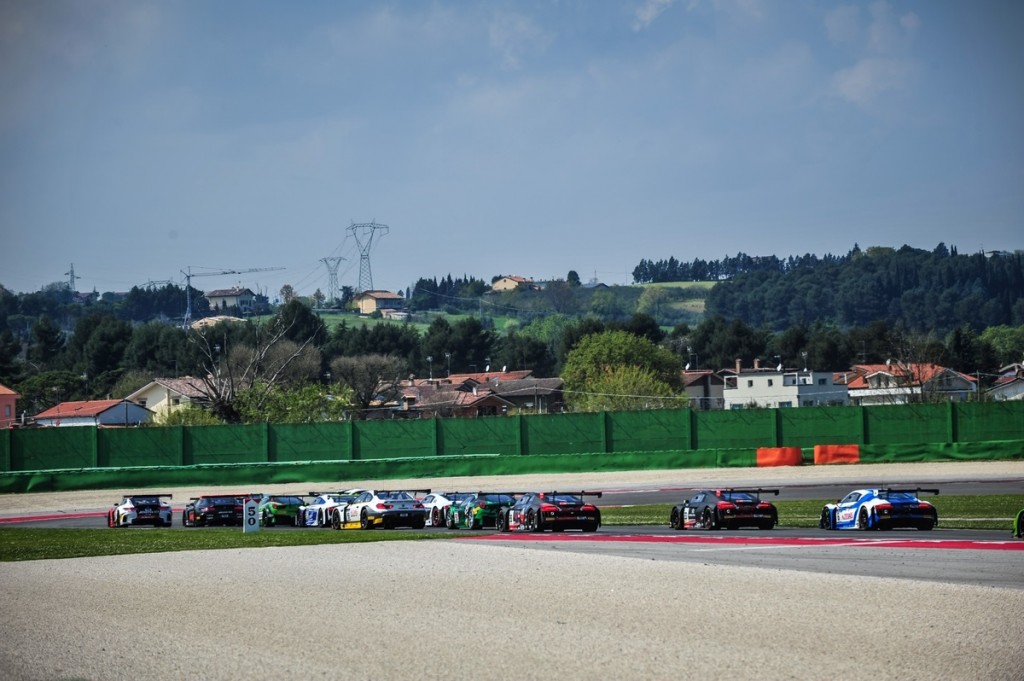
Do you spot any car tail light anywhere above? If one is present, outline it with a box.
[757,503,772,509]
[540,504,558,513]
[376,503,392,510]
[716,502,736,510]
[414,503,424,509]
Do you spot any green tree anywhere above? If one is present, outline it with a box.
[154,404,224,426]
[567,270,581,287]
[0,328,22,385]
[329,354,406,418]
[29,315,65,367]
[567,364,683,412]
[561,330,683,406]
[235,381,353,423]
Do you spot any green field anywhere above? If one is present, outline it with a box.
[1,495,1018,561]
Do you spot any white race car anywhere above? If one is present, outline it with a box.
[107,493,173,527]
[297,490,362,527]
[330,489,430,530]
[421,491,475,527]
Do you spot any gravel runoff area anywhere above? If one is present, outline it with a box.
[1,541,1023,680]
[1,460,1023,680]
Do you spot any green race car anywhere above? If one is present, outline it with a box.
[447,492,520,529]
[255,494,308,526]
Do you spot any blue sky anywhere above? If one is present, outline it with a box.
[1,0,1021,300]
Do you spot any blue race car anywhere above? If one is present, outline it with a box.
[819,487,939,531]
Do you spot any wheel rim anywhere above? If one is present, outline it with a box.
[360,510,370,529]
[431,508,440,526]
[704,509,715,530]
[859,509,869,530]
[670,509,679,529]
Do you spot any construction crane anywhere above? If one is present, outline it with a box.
[180,266,285,328]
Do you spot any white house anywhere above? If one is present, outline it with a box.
[837,363,977,406]
[722,360,848,409]
[127,377,209,418]
[206,287,256,314]
[987,364,1024,401]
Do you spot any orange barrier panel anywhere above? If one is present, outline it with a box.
[756,447,803,467]
[814,444,861,465]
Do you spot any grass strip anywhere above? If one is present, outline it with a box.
[0,527,442,562]
[602,495,1024,530]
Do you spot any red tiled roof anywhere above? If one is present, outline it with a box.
[35,400,124,419]
[0,382,19,397]
[839,363,976,389]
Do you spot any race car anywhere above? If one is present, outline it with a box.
[107,493,173,527]
[296,490,362,527]
[182,494,252,527]
[329,489,429,530]
[1012,508,1023,539]
[421,491,475,527]
[669,488,779,530]
[496,491,601,533]
[253,493,307,526]
[819,487,939,531]
[446,492,520,529]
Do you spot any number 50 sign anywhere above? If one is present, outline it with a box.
[244,498,260,533]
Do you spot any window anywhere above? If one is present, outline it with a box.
[171,398,180,406]
[802,400,815,407]
[778,401,792,408]
[818,378,827,385]
[137,399,146,408]
[747,380,754,388]
[767,379,774,387]
[3,405,9,417]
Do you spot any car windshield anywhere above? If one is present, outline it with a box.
[208,497,238,505]
[130,497,161,505]
[548,495,583,504]
[721,491,757,502]
[479,494,516,504]
[381,491,413,500]
[272,496,304,505]
[880,491,918,502]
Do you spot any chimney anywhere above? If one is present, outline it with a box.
[754,358,761,370]
[735,358,742,374]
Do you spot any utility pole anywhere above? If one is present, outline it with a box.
[65,264,78,293]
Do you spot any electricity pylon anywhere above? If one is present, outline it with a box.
[320,256,345,304]
[348,221,389,292]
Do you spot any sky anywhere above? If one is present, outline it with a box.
[1,0,1022,302]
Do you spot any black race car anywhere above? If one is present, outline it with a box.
[182,494,252,527]
[670,488,779,530]
[496,491,601,532]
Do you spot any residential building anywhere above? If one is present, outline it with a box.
[33,400,154,427]
[986,363,1024,402]
[491,275,536,292]
[722,359,848,409]
[206,287,256,315]
[353,290,404,315]
[0,382,18,428]
[837,362,977,406]
[392,370,564,417]
[681,370,725,410]
[126,377,209,418]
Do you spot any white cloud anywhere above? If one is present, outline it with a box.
[825,5,860,46]
[831,57,915,108]
[488,11,552,70]
[633,0,676,31]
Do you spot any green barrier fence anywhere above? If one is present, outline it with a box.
[1,401,1023,489]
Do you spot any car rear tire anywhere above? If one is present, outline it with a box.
[431,507,441,527]
[528,509,542,532]
[411,516,425,530]
[858,508,871,530]
[582,521,598,533]
[918,520,934,531]
[496,510,508,532]
[819,508,832,530]
[702,508,717,530]
[670,508,682,530]
[359,508,372,530]
[331,510,341,530]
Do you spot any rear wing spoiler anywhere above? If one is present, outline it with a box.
[880,488,940,496]
[127,493,173,498]
[718,488,780,498]
[539,491,603,498]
